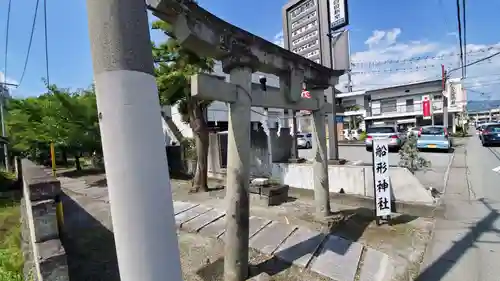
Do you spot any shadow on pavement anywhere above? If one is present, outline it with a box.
[416,199,499,281]
[59,168,105,178]
[60,192,120,281]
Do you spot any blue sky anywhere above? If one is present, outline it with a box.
[1,0,500,100]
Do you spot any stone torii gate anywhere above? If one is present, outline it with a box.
[148,1,344,280]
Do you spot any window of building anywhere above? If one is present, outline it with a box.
[381,99,397,113]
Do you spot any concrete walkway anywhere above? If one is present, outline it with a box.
[418,134,500,281]
[58,175,399,281]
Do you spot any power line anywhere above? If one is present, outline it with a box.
[18,0,41,87]
[448,50,500,75]
[351,46,499,67]
[3,0,12,82]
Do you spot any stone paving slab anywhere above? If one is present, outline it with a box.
[181,209,225,232]
[249,221,297,255]
[175,205,213,227]
[82,187,108,199]
[274,227,326,268]
[358,248,394,281]
[63,182,90,193]
[198,215,226,238]
[249,216,272,239]
[310,235,363,281]
[173,201,199,215]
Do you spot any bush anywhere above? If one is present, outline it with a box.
[358,131,367,141]
[182,138,196,160]
[0,171,16,192]
[398,134,430,174]
[0,197,23,281]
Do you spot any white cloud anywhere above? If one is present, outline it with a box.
[270,27,500,99]
[364,28,401,49]
[273,31,284,47]
[340,28,500,100]
[0,72,18,89]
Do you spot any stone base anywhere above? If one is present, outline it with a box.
[327,158,347,165]
[249,184,289,206]
[287,157,307,163]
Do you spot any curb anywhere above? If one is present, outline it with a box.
[441,148,456,196]
[288,186,444,219]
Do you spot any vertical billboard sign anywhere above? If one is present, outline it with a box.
[329,0,349,30]
[422,95,432,120]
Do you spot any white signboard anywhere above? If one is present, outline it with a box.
[372,139,392,217]
[329,0,348,30]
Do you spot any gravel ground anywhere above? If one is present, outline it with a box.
[60,170,435,281]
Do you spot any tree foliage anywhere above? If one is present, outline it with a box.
[152,20,215,192]
[398,134,430,174]
[5,85,100,168]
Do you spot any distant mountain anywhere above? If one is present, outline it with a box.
[467,100,500,112]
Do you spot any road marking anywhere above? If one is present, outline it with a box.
[492,166,500,173]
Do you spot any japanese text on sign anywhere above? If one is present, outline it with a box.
[372,139,392,217]
[329,0,348,30]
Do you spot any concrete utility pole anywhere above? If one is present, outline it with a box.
[85,1,182,281]
[291,109,299,159]
[0,87,9,171]
[224,63,252,281]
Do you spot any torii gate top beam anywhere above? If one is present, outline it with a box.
[147,0,344,87]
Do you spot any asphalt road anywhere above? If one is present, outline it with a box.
[419,131,500,281]
[299,145,452,168]
[299,145,453,191]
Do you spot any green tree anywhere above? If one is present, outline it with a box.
[152,20,214,192]
[6,85,100,170]
[398,134,430,174]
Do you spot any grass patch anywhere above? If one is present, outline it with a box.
[0,187,23,281]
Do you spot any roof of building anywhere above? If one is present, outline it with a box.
[367,79,443,94]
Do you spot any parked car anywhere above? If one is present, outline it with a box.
[343,129,363,140]
[478,123,497,139]
[416,126,452,152]
[296,132,312,149]
[480,123,500,146]
[407,127,420,137]
[365,126,406,152]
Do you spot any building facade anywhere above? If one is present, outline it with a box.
[339,79,467,132]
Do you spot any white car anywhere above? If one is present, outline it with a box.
[296,133,312,149]
[343,129,363,140]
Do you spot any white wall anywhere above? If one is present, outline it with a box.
[170,104,193,138]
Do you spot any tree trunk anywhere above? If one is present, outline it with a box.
[75,155,82,171]
[189,101,209,192]
[62,149,68,165]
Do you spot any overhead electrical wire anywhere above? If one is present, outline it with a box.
[18,0,41,87]
[351,46,499,67]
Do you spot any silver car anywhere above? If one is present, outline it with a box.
[296,133,312,149]
[365,126,406,152]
